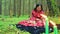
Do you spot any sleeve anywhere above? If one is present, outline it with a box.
[39,11,44,18]
[41,11,44,14]
[32,10,37,17]
[32,10,44,18]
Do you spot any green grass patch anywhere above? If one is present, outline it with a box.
[0,16,60,34]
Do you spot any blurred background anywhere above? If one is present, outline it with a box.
[0,0,60,17]
[0,0,60,34]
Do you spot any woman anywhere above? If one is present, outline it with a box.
[16,4,53,34]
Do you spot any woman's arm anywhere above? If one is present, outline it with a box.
[40,14,56,26]
[32,11,37,18]
[49,20,56,26]
[40,14,47,20]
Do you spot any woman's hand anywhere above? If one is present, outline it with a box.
[36,18,40,21]
[27,20,36,24]
[40,14,47,20]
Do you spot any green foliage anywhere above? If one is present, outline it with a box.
[48,16,60,24]
[50,0,59,17]
[0,16,29,34]
[1,0,60,17]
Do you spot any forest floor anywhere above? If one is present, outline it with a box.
[0,16,60,34]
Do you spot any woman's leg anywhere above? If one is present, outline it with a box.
[28,26,45,34]
[27,26,35,33]
[16,24,25,30]
[38,27,53,33]
[30,26,41,34]
[38,27,45,33]
[31,30,40,34]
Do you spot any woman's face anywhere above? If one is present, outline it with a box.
[36,6,41,12]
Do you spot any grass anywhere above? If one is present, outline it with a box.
[48,17,60,24]
[0,16,60,34]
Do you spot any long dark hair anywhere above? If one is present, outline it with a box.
[34,4,43,11]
